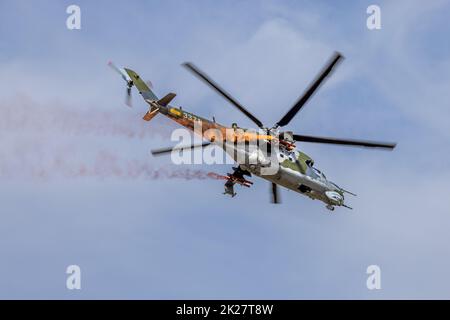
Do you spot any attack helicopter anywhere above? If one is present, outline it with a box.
[109,52,396,210]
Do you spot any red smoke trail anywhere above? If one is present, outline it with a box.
[0,95,172,139]
[0,149,215,182]
[0,96,216,182]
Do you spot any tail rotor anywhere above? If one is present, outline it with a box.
[108,61,134,108]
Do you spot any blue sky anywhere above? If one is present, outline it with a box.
[1,0,450,299]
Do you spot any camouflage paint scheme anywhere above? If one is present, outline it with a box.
[125,68,349,210]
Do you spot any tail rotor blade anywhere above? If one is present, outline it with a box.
[125,86,132,108]
[109,61,135,108]
[108,61,129,82]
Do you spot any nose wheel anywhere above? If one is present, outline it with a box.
[326,205,335,211]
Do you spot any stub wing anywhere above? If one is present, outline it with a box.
[208,171,253,198]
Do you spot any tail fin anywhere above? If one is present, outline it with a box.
[142,93,177,122]
[143,108,159,121]
[124,68,158,101]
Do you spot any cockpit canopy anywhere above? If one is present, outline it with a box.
[311,167,326,180]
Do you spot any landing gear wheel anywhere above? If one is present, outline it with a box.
[326,205,335,211]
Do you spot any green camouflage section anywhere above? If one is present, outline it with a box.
[280,151,313,174]
[124,68,158,100]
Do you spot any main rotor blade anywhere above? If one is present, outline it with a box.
[276,52,344,127]
[271,182,281,204]
[183,62,264,128]
[292,134,397,149]
[151,142,211,156]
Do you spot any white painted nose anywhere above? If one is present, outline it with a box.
[325,191,344,205]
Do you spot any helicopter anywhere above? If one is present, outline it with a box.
[109,52,396,211]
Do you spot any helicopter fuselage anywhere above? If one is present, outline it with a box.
[153,102,346,209]
[113,55,394,210]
